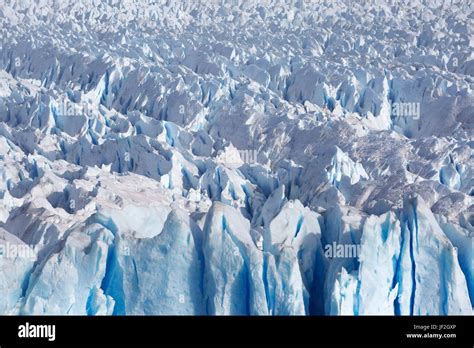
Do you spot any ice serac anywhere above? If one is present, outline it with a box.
[329,196,472,315]
[97,207,205,315]
[21,223,114,315]
[324,206,365,315]
[329,267,359,315]
[200,164,255,214]
[0,228,35,314]
[401,196,472,315]
[0,0,472,317]
[263,247,306,315]
[264,200,325,314]
[203,202,267,315]
[436,216,474,307]
[327,146,368,188]
[355,212,401,315]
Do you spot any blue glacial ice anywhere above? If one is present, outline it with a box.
[0,0,472,316]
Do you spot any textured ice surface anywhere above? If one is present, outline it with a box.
[0,0,472,315]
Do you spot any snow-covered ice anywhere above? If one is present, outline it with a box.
[0,0,472,315]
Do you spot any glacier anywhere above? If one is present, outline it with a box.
[0,0,472,316]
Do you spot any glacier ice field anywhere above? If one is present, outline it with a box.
[0,0,473,315]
